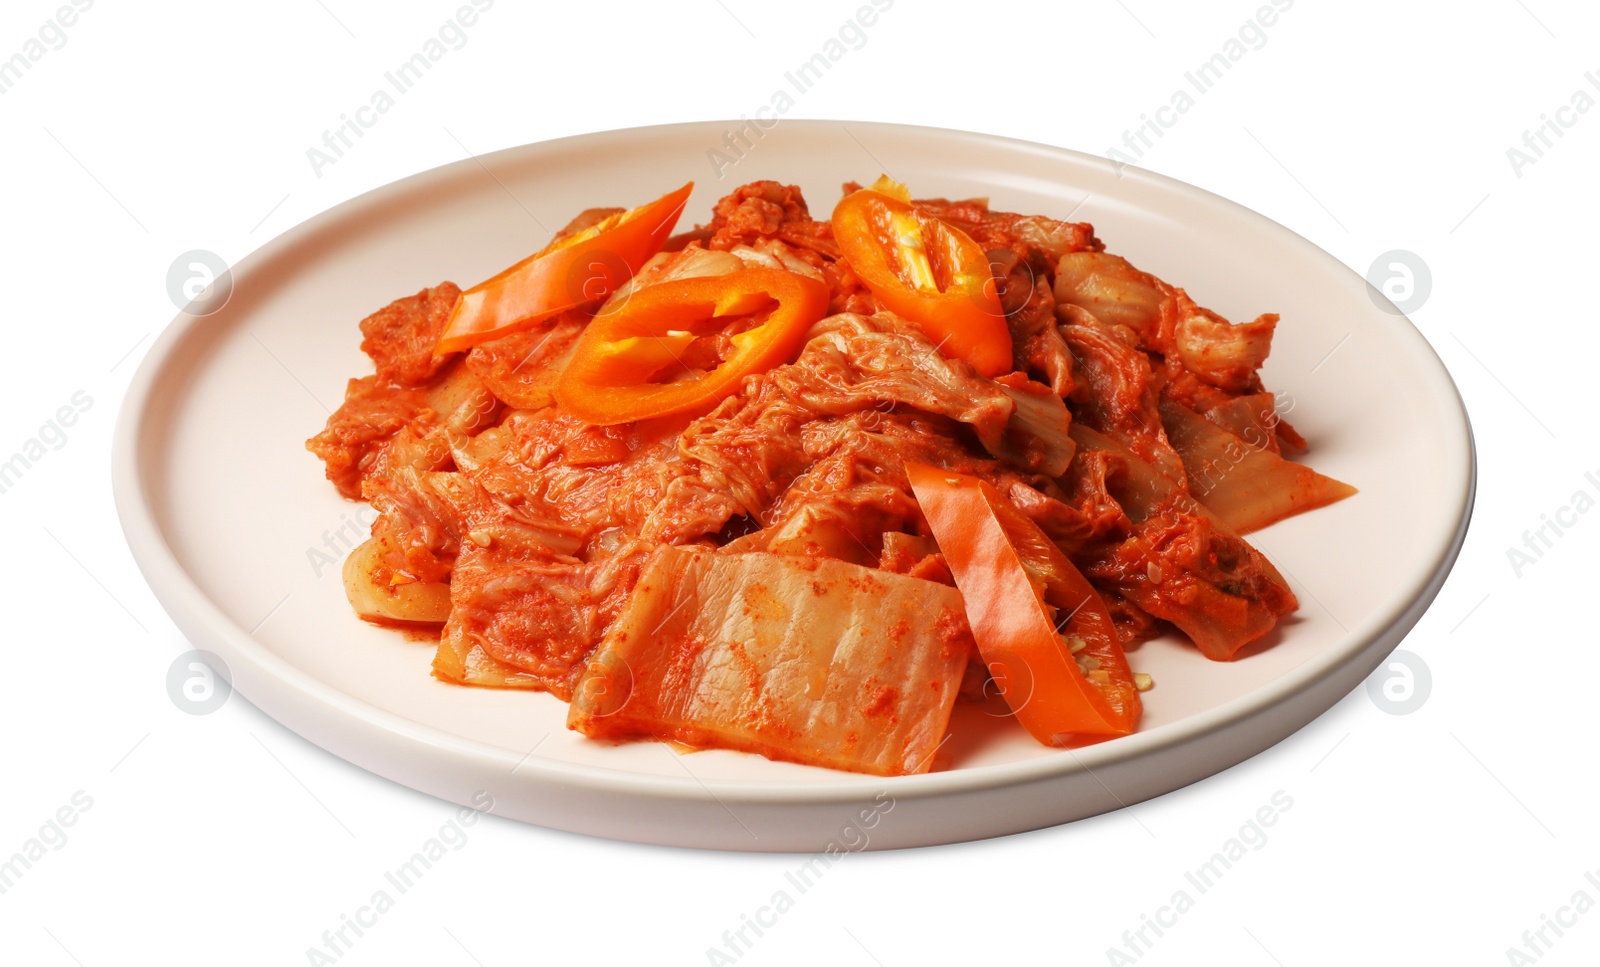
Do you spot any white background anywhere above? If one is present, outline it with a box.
[1,1,1593,964]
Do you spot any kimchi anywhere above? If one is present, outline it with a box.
[306,176,1354,777]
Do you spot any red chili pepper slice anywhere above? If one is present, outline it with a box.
[554,267,829,425]
[906,462,1143,741]
[832,176,1012,377]
[436,182,693,355]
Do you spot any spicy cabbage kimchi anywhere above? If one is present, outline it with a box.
[306,175,1354,777]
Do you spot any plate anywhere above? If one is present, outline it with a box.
[113,120,1474,850]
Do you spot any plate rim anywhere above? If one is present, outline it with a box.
[112,119,1475,816]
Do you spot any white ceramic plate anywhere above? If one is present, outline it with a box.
[114,120,1473,851]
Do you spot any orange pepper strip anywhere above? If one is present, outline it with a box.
[554,267,829,425]
[832,176,1012,377]
[435,182,693,355]
[906,462,1142,741]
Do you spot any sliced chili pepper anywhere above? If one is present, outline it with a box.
[554,267,829,425]
[906,462,1143,741]
[435,182,693,355]
[832,176,1012,377]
